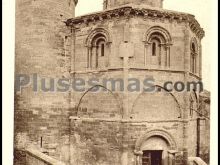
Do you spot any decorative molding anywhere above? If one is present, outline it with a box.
[66,6,205,39]
[69,116,183,123]
[85,28,112,47]
[144,26,173,45]
[70,67,202,80]
[134,129,177,152]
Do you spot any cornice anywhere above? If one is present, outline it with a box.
[70,67,202,80]
[66,6,205,39]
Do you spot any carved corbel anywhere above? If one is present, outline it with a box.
[143,11,149,21]
[106,13,112,20]
[124,8,131,20]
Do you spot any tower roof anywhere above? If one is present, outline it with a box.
[103,0,164,10]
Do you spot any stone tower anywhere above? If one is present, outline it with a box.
[104,0,163,9]
[14,0,77,164]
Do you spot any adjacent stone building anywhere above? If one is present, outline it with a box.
[14,0,210,165]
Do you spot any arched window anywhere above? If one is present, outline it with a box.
[101,43,105,57]
[86,28,111,69]
[147,33,168,66]
[192,43,196,52]
[190,39,198,74]
[152,42,157,56]
[144,26,172,68]
[96,39,105,57]
[151,37,161,57]
[90,34,107,68]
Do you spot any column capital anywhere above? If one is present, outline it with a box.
[134,150,143,156]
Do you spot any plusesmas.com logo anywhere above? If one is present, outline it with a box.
[15,73,204,93]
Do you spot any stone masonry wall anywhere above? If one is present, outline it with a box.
[72,16,201,75]
[26,148,65,165]
[104,0,163,9]
[15,1,209,164]
[70,118,185,165]
[15,0,75,164]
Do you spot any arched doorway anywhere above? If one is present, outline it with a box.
[141,136,169,165]
[134,130,177,165]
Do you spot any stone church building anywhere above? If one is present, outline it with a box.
[14,0,210,165]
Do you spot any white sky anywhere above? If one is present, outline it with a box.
[75,0,215,90]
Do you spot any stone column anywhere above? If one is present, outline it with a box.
[182,148,188,165]
[121,144,129,165]
[165,45,171,68]
[95,45,99,68]
[144,43,149,66]
[106,42,111,67]
[144,44,147,66]
[158,44,162,66]
[134,150,143,165]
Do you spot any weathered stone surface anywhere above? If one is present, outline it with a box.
[14,0,76,164]
[103,0,164,9]
[14,0,210,165]
[26,148,66,165]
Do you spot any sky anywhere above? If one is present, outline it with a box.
[75,0,216,90]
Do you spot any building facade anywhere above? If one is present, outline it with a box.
[14,0,210,165]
